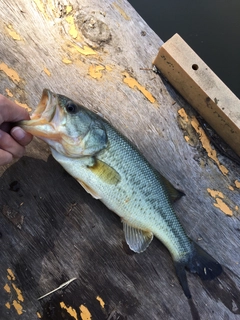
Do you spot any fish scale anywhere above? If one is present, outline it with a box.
[19,89,223,299]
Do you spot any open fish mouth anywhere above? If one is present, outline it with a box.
[18,89,63,139]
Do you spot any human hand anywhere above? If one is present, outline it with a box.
[0,94,33,165]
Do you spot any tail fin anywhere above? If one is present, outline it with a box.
[174,242,223,299]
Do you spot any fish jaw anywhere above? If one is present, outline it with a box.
[18,89,69,153]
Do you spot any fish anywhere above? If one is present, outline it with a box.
[19,89,222,299]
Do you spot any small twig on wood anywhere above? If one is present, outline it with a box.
[37,277,77,300]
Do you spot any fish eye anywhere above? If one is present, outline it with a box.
[66,102,77,114]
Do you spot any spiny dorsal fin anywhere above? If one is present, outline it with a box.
[88,159,121,185]
[122,221,153,253]
[161,176,185,203]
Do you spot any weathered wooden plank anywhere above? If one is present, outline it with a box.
[0,1,240,319]
[154,33,240,157]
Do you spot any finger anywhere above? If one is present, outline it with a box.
[11,127,33,146]
[0,130,25,159]
[0,149,13,166]
[0,95,30,122]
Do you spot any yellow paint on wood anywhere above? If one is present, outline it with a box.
[113,2,130,20]
[5,24,22,41]
[207,188,224,199]
[228,185,234,191]
[207,188,233,216]
[33,0,49,19]
[178,108,189,122]
[66,15,79,39]
[4,283,11,293]
[5,88,13,97]
[235,180,240,189]
[12,300,23,315]
[72,44,97,56]
[80,305,92,320]
[60,302,78,320]
[96,296,105,308]
[43,67,51,76]
[214,198,233,216]
[7,269,16,280]
[88,65,105,79]
[14,100,32,112]
[0,63,21,83]
[12,283,24,302]
[66,5,73,14]
[5,302,11,309]
[191,117,228,175]
[122,72,156,103]
[62,58,73,64]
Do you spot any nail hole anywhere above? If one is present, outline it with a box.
[192,64,199,70]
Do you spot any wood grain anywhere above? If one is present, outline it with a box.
[0,1,240,319]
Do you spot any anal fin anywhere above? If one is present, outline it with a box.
[123,221,153,253]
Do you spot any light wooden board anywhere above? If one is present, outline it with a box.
[154,33,240,157]
[0,1,240,319]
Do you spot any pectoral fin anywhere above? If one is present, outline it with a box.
[88,159,121,185]
[77,179,101,199]
[123,221,153,253]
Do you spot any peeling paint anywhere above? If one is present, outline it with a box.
[12,300,23,315]
[5,88,13,97]
[37,312,42,318]
[113,2,130,20]
[62,58,73,64]
[122,72,156,103]
[0,62,21,83]
[96,296,105,308]
[214,198,233,216]
[235,180,240,189]
[207,188,233,216]
[7,268,16,280]
[71,44,97,56]
[43,67,51,76]
[66,5,73,14]
[178,108,189,122]
[4,283,11,293]
[191,117,228,175]
[66,15,79,39]
[33,0,49,19]
[14,100,31,112]
[228,185,234,191]
[5,24,22,41]
[4,269,25,315]
[60,301,78,320]
[207,188,224,199]
[80,305,92,320]
[88,65,105,79]
[12,283,24,302]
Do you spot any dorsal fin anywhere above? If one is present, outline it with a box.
[122,221,153,253]
[161,176,185,203]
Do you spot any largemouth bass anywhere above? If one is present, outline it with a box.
[19,89,222,298]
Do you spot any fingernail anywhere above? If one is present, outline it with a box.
[11,127,25,140]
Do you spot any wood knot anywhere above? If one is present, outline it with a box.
[77,14,111,45]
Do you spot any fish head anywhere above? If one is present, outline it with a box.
[19,89,108,157]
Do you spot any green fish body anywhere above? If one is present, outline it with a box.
[19,89,222,298]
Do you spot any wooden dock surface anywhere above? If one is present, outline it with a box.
[0,1,240,319]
